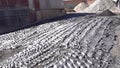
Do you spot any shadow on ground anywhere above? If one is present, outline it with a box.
[0,13,95,35]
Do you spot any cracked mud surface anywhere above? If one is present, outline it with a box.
[0,16,120,68]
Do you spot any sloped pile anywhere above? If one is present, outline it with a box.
[74,2,89,12]
[84,0,119,13]
[98,9,116,16]
[0,17,78,51]
[0,16,120,68]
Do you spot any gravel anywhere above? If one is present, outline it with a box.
[0,15,120,68]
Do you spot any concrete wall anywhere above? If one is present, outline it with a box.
[0,0,65,24]
[0,0,28,8]
[28,0,34,10]
[48,0,64,9]
[0,8,30,26]
[39,0,64,9]
[64,0,87,8]
[36,9,65,20]
[36,0,65,20]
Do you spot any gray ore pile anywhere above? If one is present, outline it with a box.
[98,10,116,16]
[0,15,120,68]
[84,0,120,13]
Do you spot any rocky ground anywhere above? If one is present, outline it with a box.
[0,15,120,68]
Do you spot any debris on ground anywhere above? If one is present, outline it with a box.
[0,15,120,68]
[84,0,120,13]
[74,2,89,12]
